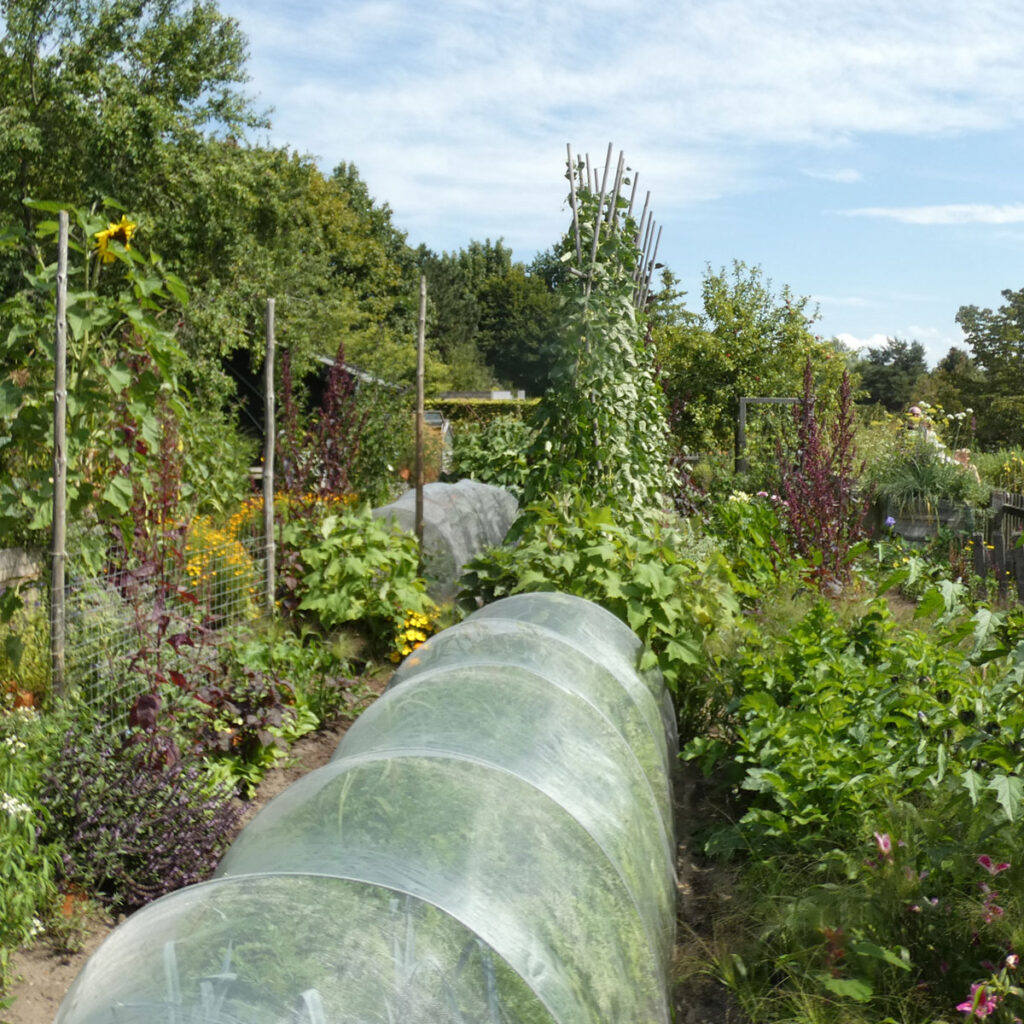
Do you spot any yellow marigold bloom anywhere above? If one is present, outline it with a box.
[94,215,137,264]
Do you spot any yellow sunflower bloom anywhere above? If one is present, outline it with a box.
[94,215,137,264]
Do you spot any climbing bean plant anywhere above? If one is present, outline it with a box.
[525,155,672,513]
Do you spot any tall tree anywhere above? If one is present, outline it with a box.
[415,238,562,394]
[475,264,561,394]
[912,346,985,420]
[956,289,1024,446]
[0,0,260,233]
[656,260,845,450]
[0,0,429,402]
[853,337,928,411]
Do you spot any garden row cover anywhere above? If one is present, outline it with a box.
[371,479,519,600]
[55,592,677,1024]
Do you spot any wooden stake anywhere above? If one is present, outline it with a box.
[566,143,582,265]
[415,276,426,569]
[638,224,663,310]
[586,143,614,293]
[607,150,625,228]
[50,211,68,697]
[626,171,640,221]
[262,298,276,616]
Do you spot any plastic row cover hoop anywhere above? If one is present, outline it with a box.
[462,590,678,760]
[371,479,518,601]
[55,874,549,1023]
[388,597,675,835]
[54,592,675,1024]
[216,592,675,1022]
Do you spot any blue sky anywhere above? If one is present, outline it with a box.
[217,0,1024,368]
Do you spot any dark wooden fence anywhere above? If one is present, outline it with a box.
[979,491,1024,601]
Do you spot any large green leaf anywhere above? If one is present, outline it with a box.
[989,773,1024,822]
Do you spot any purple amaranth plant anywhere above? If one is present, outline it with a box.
[277,338,367,501]
[775,359,870,589]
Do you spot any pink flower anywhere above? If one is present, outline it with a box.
[1007,954,1019,970]
[957,983,1001,1018]
[874,832,893,858]
[978,855,1011,875]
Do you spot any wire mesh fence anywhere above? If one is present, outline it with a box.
[42,523,270,729]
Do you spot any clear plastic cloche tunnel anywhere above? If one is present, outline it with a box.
[54,592,678,1024]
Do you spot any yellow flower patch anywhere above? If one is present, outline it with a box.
[94,215,137,264]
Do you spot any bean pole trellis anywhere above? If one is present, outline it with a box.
[565,142,662,310]
[522,144,671,511]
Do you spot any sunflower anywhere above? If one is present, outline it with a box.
[94,215,137,263]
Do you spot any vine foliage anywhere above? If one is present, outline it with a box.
[525,151,671,513]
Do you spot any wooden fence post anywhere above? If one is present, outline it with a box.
[1012,531,1024,601]
[263,298,276,615]
[994,533,1008,601]
[415,276,426,572]
[49,212,68,698]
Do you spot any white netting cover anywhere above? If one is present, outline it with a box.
[371,479,518,599]
[54,593,676,1024]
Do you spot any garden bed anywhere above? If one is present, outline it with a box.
[2,693,746,1024]
[1,705,369,1024]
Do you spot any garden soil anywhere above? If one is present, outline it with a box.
[2,705,745,1024]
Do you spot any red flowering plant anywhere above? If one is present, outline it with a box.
[774,360,870,590]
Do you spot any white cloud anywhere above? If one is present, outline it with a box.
[841,204,1024,225]
[836,331,890,352]
[836,326,963,368]
[218,0,1024,254]
[803,169,863,184]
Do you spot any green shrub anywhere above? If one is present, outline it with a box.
[288,504,435,656]
[705,491,799,602]
[229,627,370,730]
[447,414,536,495]
[0,707,64,996]
[684,592,1024,1022]
[459,498,737,721]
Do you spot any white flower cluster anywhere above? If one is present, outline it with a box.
[907,400,975,466]
[0,792,33,818]
[2,735,27,754]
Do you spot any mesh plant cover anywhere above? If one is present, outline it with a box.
[371,479,518,600]
[55,593,676,1024]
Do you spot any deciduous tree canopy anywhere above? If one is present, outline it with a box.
[853,337,928,412]
[956,289,1024,446]
[655,260,846,451]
